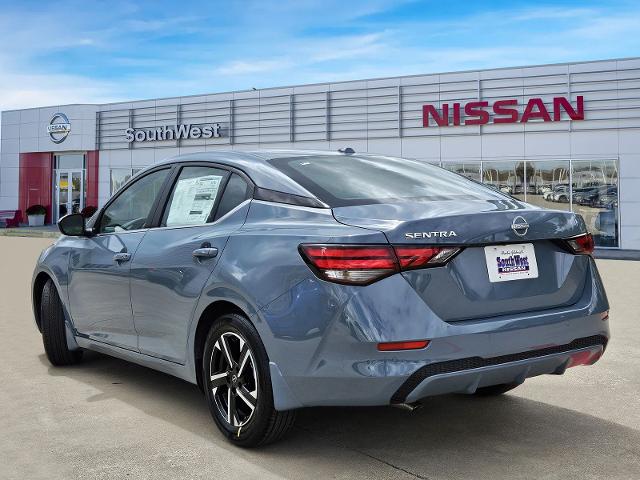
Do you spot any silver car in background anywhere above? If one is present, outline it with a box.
[32,150,610,447]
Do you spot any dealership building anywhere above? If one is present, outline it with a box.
[1,57,639,250]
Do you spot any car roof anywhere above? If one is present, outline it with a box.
[150,149,371,198]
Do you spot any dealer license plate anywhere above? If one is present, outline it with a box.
[484,243,539,283]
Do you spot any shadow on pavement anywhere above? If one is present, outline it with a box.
[43,351,640,480]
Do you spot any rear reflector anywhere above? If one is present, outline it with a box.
[299,244,460,285]
[566,233,595,255]
[377,340,430,351]
[567,348,603,368]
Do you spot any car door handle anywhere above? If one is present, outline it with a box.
[113,252,132,263]
[192,247,218,259]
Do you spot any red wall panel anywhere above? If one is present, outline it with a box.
[86,150,99,209]
[19,150,98,224]
[19,152,53,224]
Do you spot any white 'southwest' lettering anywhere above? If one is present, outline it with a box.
[125,123,222,143]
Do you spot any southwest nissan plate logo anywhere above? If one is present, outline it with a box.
[47,113,71,144]
[512,216,529,236]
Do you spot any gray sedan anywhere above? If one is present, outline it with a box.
[32,150,610,447]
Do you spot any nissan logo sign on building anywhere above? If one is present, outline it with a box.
[422,96,584,127]
[47,113,71,143]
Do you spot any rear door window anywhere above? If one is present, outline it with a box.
[214,174,250,221]
[162,166,227,227]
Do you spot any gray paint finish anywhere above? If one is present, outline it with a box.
[32,151,610,410]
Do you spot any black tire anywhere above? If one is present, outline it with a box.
[473,382,519,396]
[203,313,296,447]
[41,279,83,366]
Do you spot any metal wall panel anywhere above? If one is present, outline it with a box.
[90,60,640,151]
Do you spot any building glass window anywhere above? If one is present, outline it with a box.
[440,158,619,248]
[524,160,571,212]
[571,160,619,247]
[55,153,85,170]
[110,168,143,196]
[482,161,525,201]
[442,163,481,183]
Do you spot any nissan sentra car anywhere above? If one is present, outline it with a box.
[32,150,610,447]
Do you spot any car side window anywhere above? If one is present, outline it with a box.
[214,174,251,221]
[163,166,227,227]
[100,168,170,233]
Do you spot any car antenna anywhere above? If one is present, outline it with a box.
[338,147,355,154]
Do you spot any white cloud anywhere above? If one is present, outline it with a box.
[216,59,293,75]
[309,32,390,62]
[0,71,119,111]
[0,0,638,119]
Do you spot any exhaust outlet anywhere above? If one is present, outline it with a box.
[392,402,422,412]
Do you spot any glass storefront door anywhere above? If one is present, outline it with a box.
[55,170,84,222]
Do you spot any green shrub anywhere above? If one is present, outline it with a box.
[26,205,46,216]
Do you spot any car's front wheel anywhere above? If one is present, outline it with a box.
[203,313,296,447]
[40,279,83,366]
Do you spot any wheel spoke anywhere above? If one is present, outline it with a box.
[209,331,257,429]
[237,344,250,377]
[237,386,257,410]
[220,335,235,368]
[210,372,227,388]
[228,388,238,426]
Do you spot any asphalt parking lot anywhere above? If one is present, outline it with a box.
[1,236,639,480]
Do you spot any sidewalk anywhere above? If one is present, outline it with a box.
[0,225,60,239]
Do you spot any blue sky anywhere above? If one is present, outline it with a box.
[0,0,639,110]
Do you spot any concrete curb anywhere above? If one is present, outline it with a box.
[594,249,640,261]
[0,229,60,239]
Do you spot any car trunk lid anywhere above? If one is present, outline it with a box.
[332,199,590,321]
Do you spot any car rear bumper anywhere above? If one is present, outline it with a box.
[396,335,606,403]
[268,308,610,410]
[261,257,610,410]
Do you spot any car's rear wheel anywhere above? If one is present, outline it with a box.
[40,279,83,366]
[203,313,296,447]
[473,382,520,396]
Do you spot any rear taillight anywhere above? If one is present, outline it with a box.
[566,233,595,255]
[299,245,397,285]
[299,244,460,285]
[394,246,460,270]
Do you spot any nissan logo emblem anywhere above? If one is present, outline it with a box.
[511,216,529,237]
[47,113,71,144]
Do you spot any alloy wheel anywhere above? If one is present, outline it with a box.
[209,331,258,428]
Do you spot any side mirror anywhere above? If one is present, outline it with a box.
[58,213,89,237]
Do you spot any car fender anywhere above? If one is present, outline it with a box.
[184,272,264,385]
[32,251,80,350]
[187,280,306,410]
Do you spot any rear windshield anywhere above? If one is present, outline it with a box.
[268,155,506,207]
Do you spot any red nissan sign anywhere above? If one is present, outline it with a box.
[422,96,584,127]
